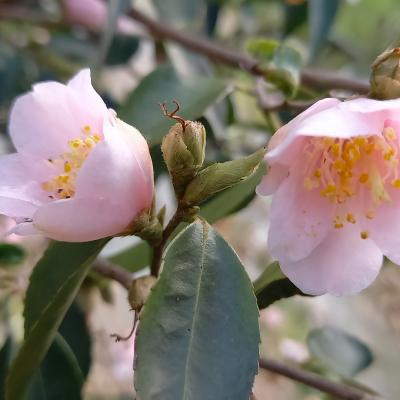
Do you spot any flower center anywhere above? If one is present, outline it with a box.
[302,126,400,237]
[41,125,102,200]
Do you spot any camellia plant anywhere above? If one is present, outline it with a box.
[0,1,399,400]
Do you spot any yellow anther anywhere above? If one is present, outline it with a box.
[384,126,396,141]
[333,159,346,172]
[82,125,91,134]
[320,184,336,197]
[41,182,53,192]
[360,231,369,240]
[303,177,316,190]
[64,162,71,173]
[364,142,375,154]
[344,144,360,163]
[384,148,395,161]
[392,179,400,188]
[359,173,369,184]
[334,223,344,229]
[331,143,341,157]
[354,137,366,146]
[93,134,101,142]
[84,138,96,148]
[346,213,356,224]
[365,210,375,219]
[69,139,83,149]
[314,169,322,178]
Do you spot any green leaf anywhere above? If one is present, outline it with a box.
[27,334,84,400]
[183,147,266,205]
[0,337,13,400]
[307,326,374,377]
[200,163,265,223]
[246,38,302,97]
[6,239,108,400]
[59,302,92,379]
[284,2,308,37]
[254,262,305,309]
[105,35,139,66]
[119,65,227,145]
[0,243,26,267]
[135,220,260,400]
[308,0,340,61]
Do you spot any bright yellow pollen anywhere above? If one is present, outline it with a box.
[392,179,400,188]
[41,126,102,200]
[346,213,356,224]
[360,231,369,240]
[303,127,400,230]
[82,125,91,134]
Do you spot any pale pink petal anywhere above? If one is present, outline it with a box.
[268,170,332,262]
[280,224,383,296]
[343,97,400,113]
[267,98,340,164]
[62,0,107,32]
[0,198,38,219]
[368,195,400,265]
[9,222,41,236]
[33,198,131,242]
[0,154,53,212]
[75,119,153,217]
[67,69,108,123]
[256,163,288,196]
[9,71,106,158]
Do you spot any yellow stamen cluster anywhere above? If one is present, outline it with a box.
[41,125,102,200]
[302,127,400,235]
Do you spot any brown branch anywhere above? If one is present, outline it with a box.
[128,8,370,94]
[91,259,133,290]
[259,358,381,400]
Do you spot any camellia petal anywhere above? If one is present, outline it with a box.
[32,198,133,242]
[280,224,383,296]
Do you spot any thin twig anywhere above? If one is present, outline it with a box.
[91,259,133,290]
[128,8,370,94]
[259,358,381,400]
[150,207,185,277]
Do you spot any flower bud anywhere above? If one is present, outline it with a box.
[128,276,157,311]
[370,48,400,100]
[161,121,206,196]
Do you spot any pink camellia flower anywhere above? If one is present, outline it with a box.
[257,97,400,295]
[0,69,153,242]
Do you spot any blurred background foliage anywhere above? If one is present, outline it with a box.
[0,0,399,399]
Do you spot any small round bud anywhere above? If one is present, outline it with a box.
[128,276,157,311]
[161,121,206,196]
[370,48,400,100]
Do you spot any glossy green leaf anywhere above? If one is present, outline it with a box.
[0,243,26,267]
[254,262,305,309]
[135,220,260,400]
[246,38,302,97]
[183,147,266,205]
[119,65,227,145]
[307,326,373,377]
[6,239,108,400]
[27,334,84,400]
[308,0,340,61]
